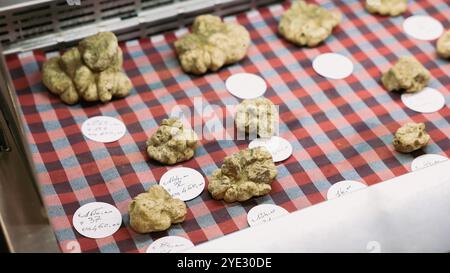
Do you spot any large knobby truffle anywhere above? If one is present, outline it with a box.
[365,0,408,17]
[146,118,198,165]
[208,147,278,203]
[235,97,278,138]
[279,0,341,47]
[437,30,450,59]
[392,122,430,153]
[41,32,132,104]
[381,56,430,93]
[128,185,187,233]
[174,15,250,74]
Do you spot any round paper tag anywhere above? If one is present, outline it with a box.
[146,236,194,253]
[403,15,444,41]
[159,167,205,201]
[327,180,368,200]
[248,136,293,162]
[312,53,354,80]
[81,116,126,143]
[411,154,448,172]
[225,73,267,99]
[401,87,445,113]
[72,202,122,239]
[247,204,289,227]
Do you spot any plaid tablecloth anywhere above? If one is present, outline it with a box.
[6,0,450,253]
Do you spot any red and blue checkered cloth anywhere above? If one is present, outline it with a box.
[6,0,450,252]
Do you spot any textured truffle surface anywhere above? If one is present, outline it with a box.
[235,97,278,138]
[381,57,430,93]
[278,0,341,47]
[174,15,250,74]
[146,118,198,165]
[365,0,408,16]
[208,147,278,203]
[437,30,450,59]
[392,122,430,153]
[128,185,187,233]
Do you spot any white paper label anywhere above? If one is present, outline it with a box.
[411,154,448,172]
[146,236,194,253]
[247,204,289,227]
[327,180,368,200]
[72,202,122,239]
[225,73,267,99]
[401,87,445,113]
[159,167,205,201]
[312,53,354,80]
[248,136,293,162]
[403,15,444,41]
[81,116,126,143]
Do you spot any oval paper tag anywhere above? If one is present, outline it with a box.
[159,167,205,201]
[146,236,194,253]
[401,87,445,113]
[403,15,444,41]
[312,53,354,80]
[81,116,126,143]
[248,136,293,162]
[247,204,289,227]
[72,202,122,239]
[327,180,368,200]
[226,73,267,99]
[411,154,448,172]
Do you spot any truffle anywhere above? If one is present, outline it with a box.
[41,32,132,104]
[235,97,278,138]
[174,15,250,74]
[128,185,187,233]
[392,122,430,153]
[381,56,430,93]
[278,0,341,47]
[437,30,450,59]
[146,118,198,165]
[208,147,278,203]
[365,0,408,17]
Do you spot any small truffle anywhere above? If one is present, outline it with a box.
[208,147,278,203]
[146,118,198,165]
[381,56,430,93]
[278,0,341,47]
[392,122,430,153]
[437,30,450,59]
[41,32,132,104]
[174,15,250,74]
[128,185,187,233]
[235,97,278,138]
[365,0,408,17]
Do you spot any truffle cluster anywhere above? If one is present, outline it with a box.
[208,147,278,203]
[42,32,132,104]
[437,30,450,59]
[128,185,187,233]
[174,15,250,74]
[278,0,341,47]
[235,97,278,138]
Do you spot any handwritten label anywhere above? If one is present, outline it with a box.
[403,15,444,41]
[327,180,368,200]
[247,204,289,227]
[81,116,126,143]
[146,236,194,253]
[160,167,205,201]
[226,73,267,99]
[401,87,445,114]
[249,136,293,162]
[411,154,448,172]
[72,202,122,239]
[312,53,354,80]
